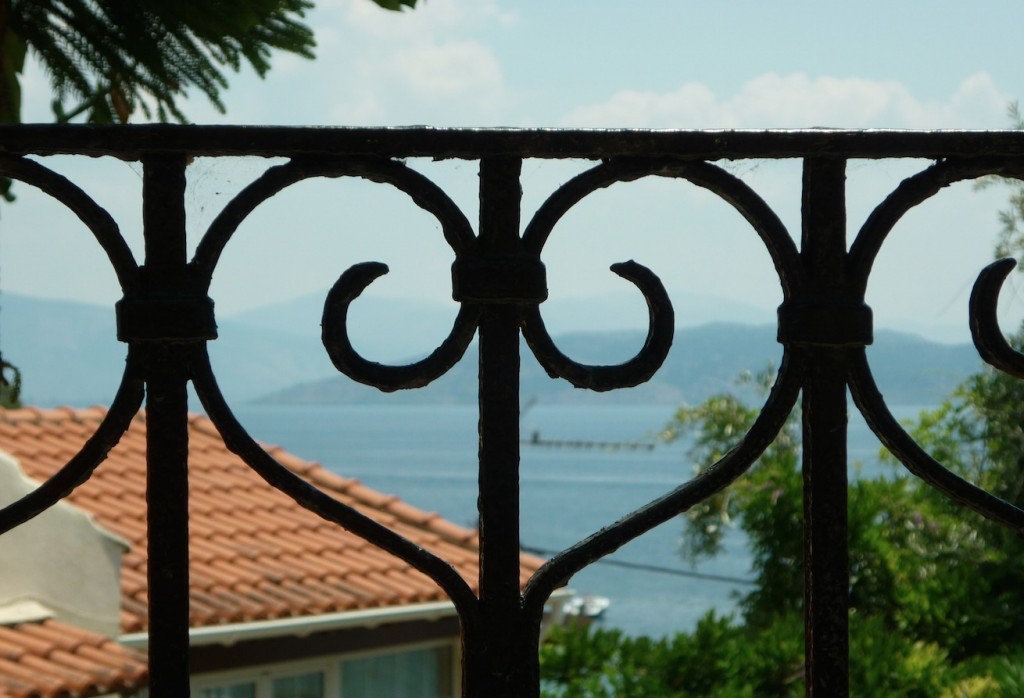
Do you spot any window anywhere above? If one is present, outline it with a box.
[191,642,457,697]
[198,684,256,698]
[195,671,323,698]
[339,645,454,698]
[272,671,324,698]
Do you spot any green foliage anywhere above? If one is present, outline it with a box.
[541,615,1004,697]
[541,614,804,698]
[882,346,1024,658]
[3,0,311,124]
[0,358,20,407]
[661,368,804,626]
[370,0,419,10]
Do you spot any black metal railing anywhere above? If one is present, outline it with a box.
[2,126,1024,697]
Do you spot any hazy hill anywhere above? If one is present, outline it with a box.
[226,286,778,353]
[0,292,982,408]
[256,325,982,407]
[1,293,333,406]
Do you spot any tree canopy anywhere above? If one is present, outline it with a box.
[0,0,418,125]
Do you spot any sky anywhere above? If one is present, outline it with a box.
[3,0,1024,344]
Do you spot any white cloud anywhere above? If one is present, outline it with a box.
[318,0,513,125]
[322,36,510,125]
[387,40,503,98]
[561,72,1010,130]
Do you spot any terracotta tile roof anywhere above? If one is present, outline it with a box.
[0,618,147,698]
[0,406,544,635]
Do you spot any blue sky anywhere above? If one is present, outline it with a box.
[3,0,1023,343]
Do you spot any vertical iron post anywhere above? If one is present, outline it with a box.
[465,157,533,697]
[140,155,192,696]
[799,157,851,696]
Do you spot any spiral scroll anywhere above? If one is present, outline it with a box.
[512,158,805,617]
[520,260,673,391]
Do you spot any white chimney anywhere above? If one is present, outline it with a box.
[0,451,128,637]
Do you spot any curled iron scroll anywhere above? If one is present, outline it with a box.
[189,157,486,622]
[193,156,478,392]
[322,262,480,391]
[520,158,801,390]
[969,257,1024,378]
[520,260,672,391]
[848,158,1024,531]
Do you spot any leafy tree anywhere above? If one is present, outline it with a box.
[0,0,416,126]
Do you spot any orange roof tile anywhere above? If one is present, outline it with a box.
[0,406,544,638]
[0,619,146,698]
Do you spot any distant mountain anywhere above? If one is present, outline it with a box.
[0,293,335,406]
[0,291,984,408]
[1,294,125,406]
[256,324,983,407]
[222,286,779,358]
[226,292,468,364]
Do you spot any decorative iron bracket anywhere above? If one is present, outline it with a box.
[777,297,873,347]
[451,256,547,304]
[116,293,217,343]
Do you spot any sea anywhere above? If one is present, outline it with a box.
[229,402,925,639]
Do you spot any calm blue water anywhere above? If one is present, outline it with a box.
[229,402,920,638]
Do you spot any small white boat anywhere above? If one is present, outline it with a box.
[563,594,611,620]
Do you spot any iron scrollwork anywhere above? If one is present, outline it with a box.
[519,158,804,613]
[187,152,810,693]
[3,128,1024,697]
[192,155,486,616]
[848,158,1024,534]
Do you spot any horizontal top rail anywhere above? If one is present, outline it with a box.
[3,125,1024,160]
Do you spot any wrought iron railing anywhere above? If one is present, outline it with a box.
[2,126,1024,697]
